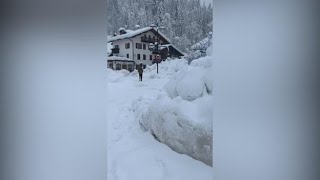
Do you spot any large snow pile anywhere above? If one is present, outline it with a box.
[164,55,213,101]
[130,59,189,80]
[107,68,130,83]
[107,58,188,83]
[107,58,212,179]
[144,59,189,77]
[134,51,213,166]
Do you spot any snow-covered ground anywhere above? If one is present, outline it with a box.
[107,57,213,179]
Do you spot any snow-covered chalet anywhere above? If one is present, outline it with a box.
[107,25,185,72]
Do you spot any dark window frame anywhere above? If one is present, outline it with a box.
[128,64,133,72]
[125,43,130,49]
[136,43,142,49]
[116,64,121,70]
[143,54,146,60]
[137,54,141,60]
[108,63,113,69]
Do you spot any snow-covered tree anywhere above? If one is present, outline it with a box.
[107,0,213,53]
[185,32,213,63]
[162,13,173,41]
[155,0,165,26]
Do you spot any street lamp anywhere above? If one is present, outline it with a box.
[149,23,165,74]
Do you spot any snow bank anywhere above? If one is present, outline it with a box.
[134,93,213,166]
[107,58,188,83]
[107,68,130,83]
[190,55,213,69]
[133,55,213,166]
[144,59,189,77]
[174,68,206,101]
[164,56,213,101]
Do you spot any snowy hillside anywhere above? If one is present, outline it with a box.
[107,48,213,179]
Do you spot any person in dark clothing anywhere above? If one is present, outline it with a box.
[138,63,143,81]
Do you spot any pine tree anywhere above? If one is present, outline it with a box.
[154,0,165,26]
[107,0,213,53]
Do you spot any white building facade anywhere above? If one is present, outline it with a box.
[107,26,184,71]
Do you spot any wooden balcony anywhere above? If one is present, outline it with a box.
[111,47,119,54]
[141,36,156,43]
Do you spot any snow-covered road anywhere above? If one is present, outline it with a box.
[107,70,212,180]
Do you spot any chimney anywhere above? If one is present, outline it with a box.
[135,25,141,30]
[150,24,156,28]
[118,27,127,35]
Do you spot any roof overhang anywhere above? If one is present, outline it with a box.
[107,56,134,62]
[160,44,185,57]
[107,27,171,44]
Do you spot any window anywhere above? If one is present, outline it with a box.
[115,45,119,48]
[143,44,146,50]
[116,64,121,70]
[122,64,127,70]
[125,43,130,49]
[137,54,141,60]
[127,54,129,58]
[128,64,133,72]
[108,63,113,69]
[136,43,142,49]
[143,54,146,60]
[150,55,152,60]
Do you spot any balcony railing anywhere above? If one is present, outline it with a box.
[141,37,156,43]
[111,47,119,54]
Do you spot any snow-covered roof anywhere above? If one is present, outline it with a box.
[107,56,134,61]
[107,42,112,54]
[108,27,153,42]
[118,27,126,31]
[159,44,186,56]
[108,26,185,56]
[108,27,172,44]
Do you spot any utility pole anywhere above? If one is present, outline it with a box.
[149,23,164,74]
[156,24,159,74]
